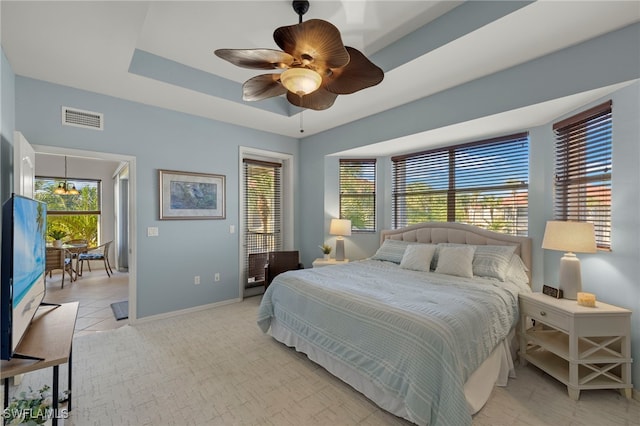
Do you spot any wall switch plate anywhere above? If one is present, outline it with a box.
[147,227,159,237]
[214,273,220,282]
[229,225,235,234]
[194,275,201,285]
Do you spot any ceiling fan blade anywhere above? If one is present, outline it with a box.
[214,49,294,70]
[324,47,384,95]
[274,19,350,70]
[286,88,338,111]
[242,74,288,101]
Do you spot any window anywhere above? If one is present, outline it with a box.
[34,177,101,245]
[243,159,282,255]
[339,159,376,232]
[552,101,612,250]
[392,133,529,235]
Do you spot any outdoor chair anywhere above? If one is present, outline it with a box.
[78,240,114,277]
[45,247,74,288]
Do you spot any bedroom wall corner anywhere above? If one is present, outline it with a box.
[527,125,554,291]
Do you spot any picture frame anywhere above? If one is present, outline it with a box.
[159,169,225,220]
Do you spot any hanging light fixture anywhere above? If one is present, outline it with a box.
[66,183,80,195]
[53,182,67,195]
[214,0,384,111]
[54,156,80,195]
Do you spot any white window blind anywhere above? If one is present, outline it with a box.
[392,133,529,235]
[552,100,612,250]
[339,159,376,232]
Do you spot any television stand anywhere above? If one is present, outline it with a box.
[9,353,44,361]
[1,302,78,426]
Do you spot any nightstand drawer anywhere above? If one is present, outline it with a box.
[520,298,569,331]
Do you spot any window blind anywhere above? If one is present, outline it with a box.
[552,101,612,250]
[243,159,282,258]
[392,133,529,236]
[339,159,376,232]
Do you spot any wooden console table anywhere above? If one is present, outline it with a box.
[2,302,79,426]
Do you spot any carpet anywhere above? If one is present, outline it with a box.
[110,300,128,320]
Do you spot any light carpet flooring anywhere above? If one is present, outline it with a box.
[3,296,639,426]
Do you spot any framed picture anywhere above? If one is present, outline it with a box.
[159,169,225,220]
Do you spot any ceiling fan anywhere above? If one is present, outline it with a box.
[214,0,384,111]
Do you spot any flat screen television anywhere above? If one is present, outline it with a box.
[1,194,47,360]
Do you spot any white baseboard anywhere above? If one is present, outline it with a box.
[131,298,242,324]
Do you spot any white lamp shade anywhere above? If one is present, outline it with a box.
[542,220,596,300]
[280,68,322,96]
[330,219,352,236]
[541,221,597,253]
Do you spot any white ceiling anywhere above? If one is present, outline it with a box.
[2,1,639,151]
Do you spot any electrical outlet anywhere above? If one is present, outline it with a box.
[194,275,201,285]
[214,273,220,282]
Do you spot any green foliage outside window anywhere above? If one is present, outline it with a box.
[339,160,376,231]
[34,178,100,246]
[392,133,529,236]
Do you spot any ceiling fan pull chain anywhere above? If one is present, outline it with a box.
[300,111,305,133]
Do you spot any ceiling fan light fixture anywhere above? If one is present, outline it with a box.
[280,68,322,96]
[215,1,383,110]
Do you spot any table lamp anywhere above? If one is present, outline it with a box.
[330,219,352,261]
[541,221,597,299]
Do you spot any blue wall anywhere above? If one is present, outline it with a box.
[13,76,299,318]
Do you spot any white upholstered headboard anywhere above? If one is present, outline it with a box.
[380,222,532,284]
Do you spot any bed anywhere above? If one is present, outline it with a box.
[257,222,532,426]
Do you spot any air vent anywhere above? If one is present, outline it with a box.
[62,106,103,130]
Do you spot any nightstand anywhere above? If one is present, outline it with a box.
[312,258,349,268]
[519,292,632,400]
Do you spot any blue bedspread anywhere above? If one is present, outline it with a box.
[257,260,524,426]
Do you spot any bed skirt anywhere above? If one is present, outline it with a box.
[270,319,517,424]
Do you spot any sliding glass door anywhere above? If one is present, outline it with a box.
[243,158,282,294]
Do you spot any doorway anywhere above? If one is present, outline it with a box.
[239,147,293,298]
[32,145,137,322]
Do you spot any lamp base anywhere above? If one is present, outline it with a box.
[558,252,582,300]
[335,238,345,261]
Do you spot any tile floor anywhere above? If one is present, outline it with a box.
[43,266,129,337]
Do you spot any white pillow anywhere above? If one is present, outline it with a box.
[435,245,476,278]
[505,254,530,285]
[371,239,411,264]
[431,243,465,270]
[400,244,437,272]
[472,245,517,281]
